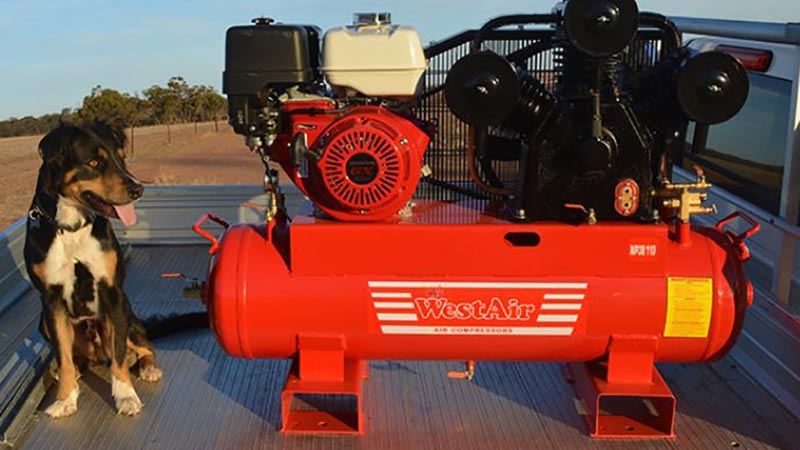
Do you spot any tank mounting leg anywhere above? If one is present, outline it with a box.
[567,335,676,438]
[280,335,366,435]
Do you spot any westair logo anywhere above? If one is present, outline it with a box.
[415,297,536,321]
[368,281,588,336]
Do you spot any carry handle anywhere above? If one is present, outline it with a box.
[715,211,760,242]
[192,214,230,255]
[715,211,760,261]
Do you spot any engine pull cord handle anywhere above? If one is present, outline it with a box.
[447,360,476,381]
[715,211,761,261]
[192,214,230,255]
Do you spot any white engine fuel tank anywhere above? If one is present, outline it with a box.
[322,13,426,99]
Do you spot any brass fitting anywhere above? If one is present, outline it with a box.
[658,166,717,222]
[564,203,598,225]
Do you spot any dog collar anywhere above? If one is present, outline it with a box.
[28,204,90,233]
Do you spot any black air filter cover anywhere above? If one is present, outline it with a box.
[562,0,639,56]
[223,20,321,95]
[677,51,749,125]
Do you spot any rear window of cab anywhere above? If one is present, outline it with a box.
[682,73,792,215]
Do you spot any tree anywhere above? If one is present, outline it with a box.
[207,92,227,132]
[167,76,194,123]
[76,86,132,124]
[188,85,227,132]
[1,76,228,139]
[60,108,74,123]
[124,95,152,152]
[143,83,181,143]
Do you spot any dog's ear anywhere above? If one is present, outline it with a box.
[90,119,128,152]
[38,126,74,163]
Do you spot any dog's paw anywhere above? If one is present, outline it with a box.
[115,395,143,416]
[112,376,143,416]
[44,387,79,418]
[139,365,162,383]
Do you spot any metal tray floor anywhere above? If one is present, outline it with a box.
[14,246,799,450]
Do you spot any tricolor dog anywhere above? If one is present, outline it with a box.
[24,122,160,418]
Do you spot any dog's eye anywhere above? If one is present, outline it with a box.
[87,160,99,168]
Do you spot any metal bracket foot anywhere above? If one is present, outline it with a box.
[567,336,676,438]
[280,336,366,435]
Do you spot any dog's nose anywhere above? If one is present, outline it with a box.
[128,183,145,200]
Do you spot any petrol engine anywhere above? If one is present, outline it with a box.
[223,14,431,221]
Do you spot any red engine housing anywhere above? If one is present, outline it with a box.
[271,101,430,221]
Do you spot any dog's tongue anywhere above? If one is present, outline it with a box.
[113,204,137,227]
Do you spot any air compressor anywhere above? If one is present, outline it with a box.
[197,0,759,439]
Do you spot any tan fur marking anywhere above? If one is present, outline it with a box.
[127,338,160,382]
[72,321,104,363]
[102,251,117,284]
[127,338,154,359]
[70,178,105,197]
[128,337,157,373]
[31,263,46,284]
[103,317,131,383]
[101,317,115,371]
[62,168,79,186]
[102,172,129,202]
[62,147,130,207]
[69,175,128,206]
[53,309,78,400]
[110,355,134,395]
[72,327,92,360]
[110,358,133,385]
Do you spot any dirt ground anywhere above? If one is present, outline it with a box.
[0,122,266,229]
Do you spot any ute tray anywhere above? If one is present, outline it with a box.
[7,245,797,450]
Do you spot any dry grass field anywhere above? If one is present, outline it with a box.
[0,122,265,229]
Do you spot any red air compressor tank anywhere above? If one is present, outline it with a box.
[198,202,758,437]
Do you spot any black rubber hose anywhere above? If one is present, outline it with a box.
[420,177,493,201]
[472,14,557,51]
[142,312,209,340]
[639,12,682,50]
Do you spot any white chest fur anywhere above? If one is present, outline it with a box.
[42,226,113,318]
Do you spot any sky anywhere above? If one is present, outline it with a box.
[0,0,798,120]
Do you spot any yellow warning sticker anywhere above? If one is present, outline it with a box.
[664,277,713,338]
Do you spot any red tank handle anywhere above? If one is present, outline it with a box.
[715,211,761,261]
[708,211,760,361]
[193,214,230,255]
